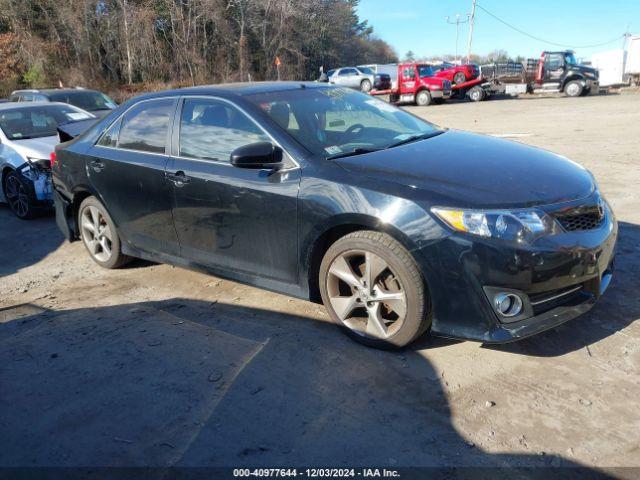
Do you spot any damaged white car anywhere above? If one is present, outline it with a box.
[0,102,95,219]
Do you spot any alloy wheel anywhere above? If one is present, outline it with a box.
[326,250,407,340]
[81,205,113,263]
[5,175,29,218]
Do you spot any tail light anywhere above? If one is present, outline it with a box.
[50,151,57,168]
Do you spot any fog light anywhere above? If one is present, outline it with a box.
[494,293,523,317]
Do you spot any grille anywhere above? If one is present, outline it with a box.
[530,284,585,316]
[557,212,603,231]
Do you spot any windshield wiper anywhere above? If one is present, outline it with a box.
[386,131,444,149]
[326,147,381,161]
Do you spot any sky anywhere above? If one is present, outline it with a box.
[356,0,638,61]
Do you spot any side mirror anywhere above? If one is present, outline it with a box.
[230,142,283,170]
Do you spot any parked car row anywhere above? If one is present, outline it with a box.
[0,88,116,218]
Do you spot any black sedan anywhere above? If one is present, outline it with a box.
[52,82,617,348]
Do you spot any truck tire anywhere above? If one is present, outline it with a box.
[453,72,466,84]
[415,90,432,106]
[565,80,583,97]
[360,79,372,93]
[468,86,485,102]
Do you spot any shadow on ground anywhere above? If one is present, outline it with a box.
[0,298,616,479]
[0,206,62,278]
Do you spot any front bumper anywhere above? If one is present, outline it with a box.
[430,89,452,100]
[416,195,617,343]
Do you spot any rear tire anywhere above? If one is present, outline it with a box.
[468,86,485,102]
[319,230,431,349]
[415,90,432,106]
[565,80,583,97]
[3,171,36,220]
[78,196,131,269]
[360,79,372,93]
[453,72,466,85]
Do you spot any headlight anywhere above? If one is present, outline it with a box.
[430,85,442,90]
[431,207,560,244]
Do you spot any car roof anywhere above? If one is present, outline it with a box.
[11,88,101,95]
[0,101,78,111]
[130,81,332,102]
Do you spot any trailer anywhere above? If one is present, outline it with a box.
[625,35,640,85]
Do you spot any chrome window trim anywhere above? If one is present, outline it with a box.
[94,96,178,151]
[94,94,300,171]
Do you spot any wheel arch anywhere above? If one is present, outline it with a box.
[562,74,585,90]
[303,214,422,303]
[69,186,100,237]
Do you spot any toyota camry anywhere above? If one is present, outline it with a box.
[52,83,617,348]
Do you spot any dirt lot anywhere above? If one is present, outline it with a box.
[1,92,639,476]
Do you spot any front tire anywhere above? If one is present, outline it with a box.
[3,171,36,219]
[415,90,432,106]
[565,80,583,97]
[360,79,372,93]
[78,196,131,269]
[319,230,430,349]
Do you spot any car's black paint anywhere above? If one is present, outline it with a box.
[52,82,617,343]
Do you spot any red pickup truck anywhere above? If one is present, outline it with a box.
[370,63,452,106]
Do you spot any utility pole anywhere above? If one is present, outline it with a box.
[466,0,477,64]
[445,14,470,64]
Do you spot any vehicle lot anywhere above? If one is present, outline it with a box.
[1,93,639,473]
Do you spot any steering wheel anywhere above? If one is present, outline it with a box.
[341,123,366,142]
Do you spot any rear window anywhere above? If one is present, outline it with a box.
[0,105,93,140]
[117,98,173,154]
[49,91,117,112]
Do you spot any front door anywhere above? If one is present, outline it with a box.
[544,53,565,84]
[168,96,300,283]
[87,97,179,256]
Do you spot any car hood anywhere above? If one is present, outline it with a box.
[335,130,595,208]
[10,136,59,160]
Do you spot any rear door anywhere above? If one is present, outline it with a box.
[87,97,180,256]
[167,96,300,283]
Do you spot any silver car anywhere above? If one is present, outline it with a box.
[328,66,375,92]
[0,102,95,219]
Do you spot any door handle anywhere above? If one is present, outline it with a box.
[90,160,105,172]
[166,171,190,187]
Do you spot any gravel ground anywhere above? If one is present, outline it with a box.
[1,92,639,476]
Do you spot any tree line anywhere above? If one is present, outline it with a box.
[0,0,398,98]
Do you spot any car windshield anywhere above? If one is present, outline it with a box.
[565,53,578,65]
[417,65,436,77]
[357,67,374,75]
[246,86,441,158]
[49,91,117,112]
[0,104,94,140]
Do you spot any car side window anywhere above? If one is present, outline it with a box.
[97,118,122,148]
[118,98,173,154]
[178,98,269,162]
[339,68,356,76]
